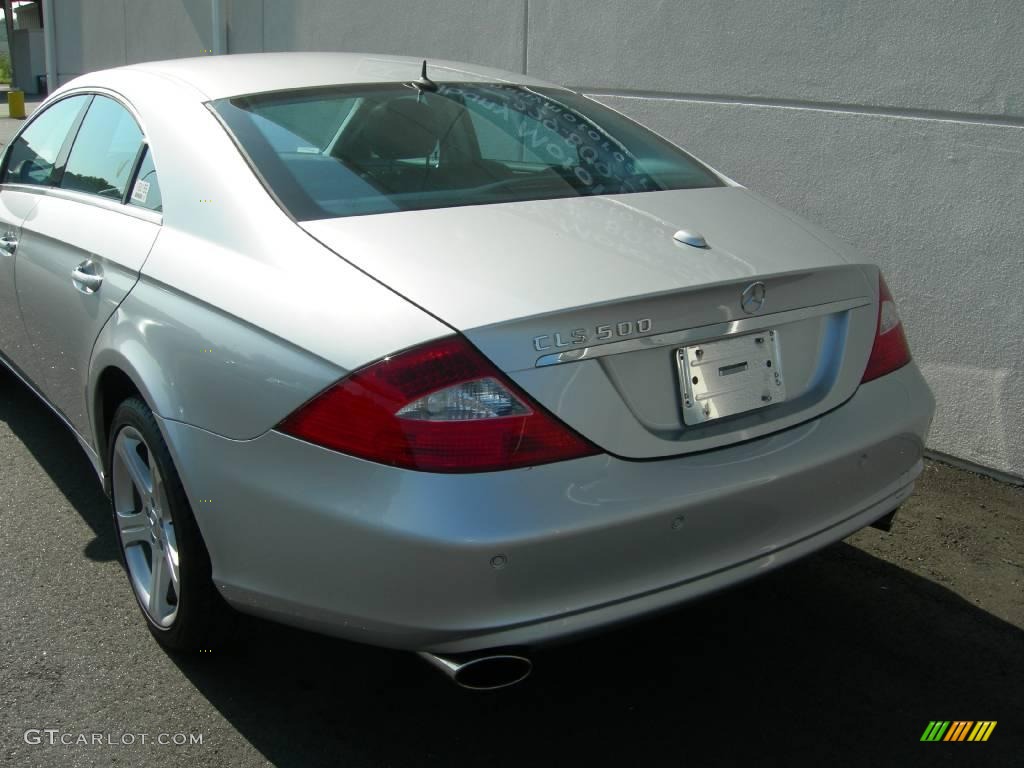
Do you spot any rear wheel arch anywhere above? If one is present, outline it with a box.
[92,359,222,575]
[89,304,181,453]
[90,362,172,494]
[94,366,143,470]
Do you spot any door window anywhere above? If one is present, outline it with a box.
[60,96,144,200]
[2,95,89,186]
[127,146,162,213]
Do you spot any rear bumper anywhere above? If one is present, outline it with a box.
[160,362,934,653]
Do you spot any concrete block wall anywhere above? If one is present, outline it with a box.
[54,1,216,79]
[50,0,1024,479]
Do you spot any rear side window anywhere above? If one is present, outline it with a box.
[127,146,162,213]
[2,95,89,186]
[61,96,144,200]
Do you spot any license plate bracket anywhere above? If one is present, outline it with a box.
[677,330,786,425]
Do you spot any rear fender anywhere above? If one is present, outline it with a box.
[88,282,344,449]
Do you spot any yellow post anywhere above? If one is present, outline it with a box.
[7,89,26,120]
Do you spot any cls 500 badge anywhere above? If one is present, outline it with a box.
[533,318,653,352]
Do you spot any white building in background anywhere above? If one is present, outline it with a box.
[2,0,50,93]
[38,0,1024,482]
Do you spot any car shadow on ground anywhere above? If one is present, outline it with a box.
[3,367,1020,766]
[0,367,116,562]
[169,543,1022,767]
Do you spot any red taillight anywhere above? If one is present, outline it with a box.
[277,336,601,472]
[861,274,912,383]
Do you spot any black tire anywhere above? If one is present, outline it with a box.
[108,397,233,651]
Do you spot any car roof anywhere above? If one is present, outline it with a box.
[78,52,561,101]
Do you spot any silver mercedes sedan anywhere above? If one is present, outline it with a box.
[0,52,934,689]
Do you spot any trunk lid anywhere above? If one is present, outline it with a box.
[302,187,880,458]
[302,186,854,330]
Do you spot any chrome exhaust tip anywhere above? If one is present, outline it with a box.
[417,650,532,690]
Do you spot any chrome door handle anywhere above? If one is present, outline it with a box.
[0,231,17,254]
[71,260,103,293]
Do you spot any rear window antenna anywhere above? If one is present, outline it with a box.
[415,60,439,93]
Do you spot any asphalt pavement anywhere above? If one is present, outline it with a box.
[1,363,1022,767]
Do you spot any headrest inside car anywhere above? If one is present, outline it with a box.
[360,99,439,160]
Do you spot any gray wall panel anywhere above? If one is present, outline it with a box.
[228,0,265,54]
[528,0,1024,119]
[262,0,526,72]
[55,0,126,83]
[125,0,212,64]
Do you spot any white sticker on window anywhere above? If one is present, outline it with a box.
[131,179,150,204]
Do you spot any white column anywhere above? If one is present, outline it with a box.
[212,0,227,55]
[42,0,57,92]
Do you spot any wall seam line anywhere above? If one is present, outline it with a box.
[521,0,529,74]
[577,87,1024,129]
[122,0,128,64]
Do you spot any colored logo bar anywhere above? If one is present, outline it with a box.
[920,721,997,742]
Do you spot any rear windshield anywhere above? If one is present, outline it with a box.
[212,82,723,221]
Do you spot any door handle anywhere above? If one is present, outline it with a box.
[71,259,103,294]
[0,231,17,254]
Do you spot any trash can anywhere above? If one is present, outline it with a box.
[36,74,47,96]
[7,89,26,120]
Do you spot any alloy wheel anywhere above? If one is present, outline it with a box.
[112,425,180,627]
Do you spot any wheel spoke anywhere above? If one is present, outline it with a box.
[148,546,172,620]
[164,537,180,589]
[117,510,150,546]
[116,436,153,501]
[152,465,165,515]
